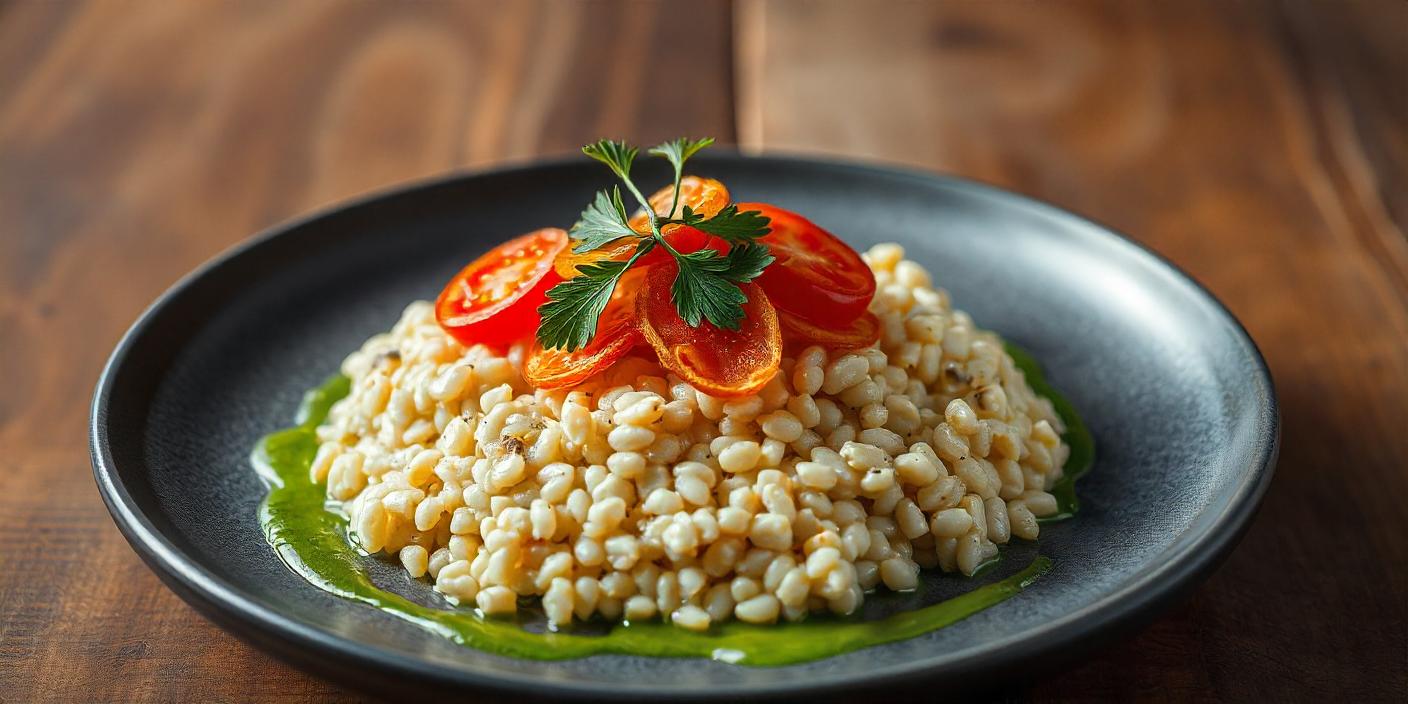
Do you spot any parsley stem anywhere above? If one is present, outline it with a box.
[653,231,684,259]
[666,176,683,225]
[618,179,661,238]
[614,240,657,291]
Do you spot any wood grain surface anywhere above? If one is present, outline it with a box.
[1,0,1403,701]
[741,1,1407,699]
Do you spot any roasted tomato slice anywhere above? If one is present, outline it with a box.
[436,228,568,350]
[778,308,881,353]
[740,203,876,325]
[637,262,781,397]
[650,225,730,259]
[628,175,730,230]
[524,269,643,389]
[555,177,730,278]
[554,224,727,279]
[554,237,637,279]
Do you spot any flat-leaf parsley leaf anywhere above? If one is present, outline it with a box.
[570,186,635,253]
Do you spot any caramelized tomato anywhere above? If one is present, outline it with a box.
[628,175,730,230]
[554,238,636,279]
[554,225,728,280]
[436,228,568,350]
[741,203,876,325]
[637,262,781,397]
[524,269,644,388]
[778,308,881,353]
[555,177,731,278]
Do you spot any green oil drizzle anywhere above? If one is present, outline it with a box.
[253,348,1090,666]
[1005,344,1095,521]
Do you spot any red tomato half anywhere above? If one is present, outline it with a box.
[436,228,568,350]
[524,269,644,389]
[778,309,881,353]
[740,203,876,326]
[637,262,781,397]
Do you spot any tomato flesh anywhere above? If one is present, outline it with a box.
[436,228,568,350]
[778,309,881,353]
[741,203,876,326]
[554,224,727,278]
[637,262,781,397]
[628,175,730,230]
[554,237,636,279]
[524,268,643,388]
[653,225,730,258]
[556,177,731,279]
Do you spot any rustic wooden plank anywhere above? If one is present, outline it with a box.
[0,1,735,701]
[739,0,1407,699]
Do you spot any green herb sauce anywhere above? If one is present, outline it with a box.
[253,347,1092,665]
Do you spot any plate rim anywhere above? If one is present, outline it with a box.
[89,151,1280,699]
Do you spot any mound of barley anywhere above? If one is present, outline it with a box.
[311,243,1069,630]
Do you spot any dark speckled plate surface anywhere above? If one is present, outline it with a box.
[91,154,1277,700]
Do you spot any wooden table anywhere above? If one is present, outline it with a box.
[3,1,1403,700]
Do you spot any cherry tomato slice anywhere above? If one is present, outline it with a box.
[740,203,876,326]
[637,262,781,397]
[554,237,636,279]
[554,224,728,279]
[628,175,730,230]
[524,269,644,389]
[778,308,881,354]
[648,225,730,259]
[436,228,568,350]
[555,177,731,279]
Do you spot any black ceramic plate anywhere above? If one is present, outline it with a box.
[91,154,1277,700]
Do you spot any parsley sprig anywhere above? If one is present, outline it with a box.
[537,138,774,351]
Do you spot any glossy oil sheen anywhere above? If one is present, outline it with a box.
[252,347,1092,665]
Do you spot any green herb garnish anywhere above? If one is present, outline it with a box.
[537,138,774,351]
